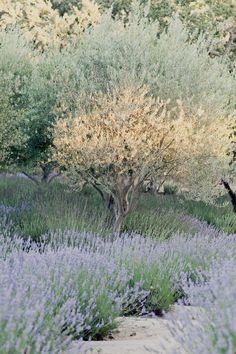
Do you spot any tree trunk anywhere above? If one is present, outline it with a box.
[105,194,115,213]
[112,176,142,234]
[91,183,114,213]
[113,213,126,234]
[40,165,52,183]
[221,179,236,213]
[22,167,60,185]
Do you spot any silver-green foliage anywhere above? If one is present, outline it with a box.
[68,11,235,118]
[12,46,79,169]
[0,31,32,166]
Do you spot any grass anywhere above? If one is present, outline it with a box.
[0,176,236,240]
[0,177,110,239]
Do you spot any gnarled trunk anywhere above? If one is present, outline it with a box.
[40,164,60,183]
[91,176,143,234]
[113,214,126,234]
[112,176,142,234]
[41,166,51,183]
[92,182,114,213]
[22,166,60,185]
[221,179,236,213]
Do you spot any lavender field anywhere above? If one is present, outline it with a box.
[0,177,236,354]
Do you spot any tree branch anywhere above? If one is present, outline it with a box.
[21,171,40,185]
[220,178,236,213]
[47,173,61,184]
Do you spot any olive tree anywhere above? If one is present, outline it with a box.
[11,47,79,183]
[0,30,69,182]
[52,85,232,233]
[98,0,236,61]
[68,10,235,114]
[220,126,236,213]
[56,10,235,201]
[0,31,32,169]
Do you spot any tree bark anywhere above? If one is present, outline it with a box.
[22,168,60,185]
[40,164,53,183]
[105,193,115,213]
[47,172,60,184]
[112,176,142,234]
[91,183,114,212]
[113,214,126,234]
[221,179,236,213]
[22,171,40,185]
[92,182,105,202]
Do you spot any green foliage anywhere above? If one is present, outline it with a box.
[51,0,133,17]
[98,0,133,16]
[99,0,236,60]
[52,0,236,61]
[179,198,236,234]
[17,58,58,168]
[12,50,74,171]
[68,13,235,119]
[0,31,32,167]
[1,7,235,179]
[0,178,109,239]
[124,198,196,238]
[51,0,82,15]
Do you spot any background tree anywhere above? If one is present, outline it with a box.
[69,12,235,116]
[104,0,236,63]
[0,4,97,182]
[2,0,235,59]
[0,0,101,51]
[10,47,80,183]
[0,30,68,182]
[219,126,236,213]
[0,31,32,170]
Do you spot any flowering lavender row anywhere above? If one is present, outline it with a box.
[172,255,236,354]
[0,226,235,353]
[0,241,147,353]
[164,246,236,354]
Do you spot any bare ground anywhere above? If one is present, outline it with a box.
[67,305,205,354]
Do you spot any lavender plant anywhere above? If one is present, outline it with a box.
[172,255,236,354]
[0,233,147,353]
[161,241,236,354]
[0,223,235,353]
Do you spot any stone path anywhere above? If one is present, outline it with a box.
[67,305,205,354]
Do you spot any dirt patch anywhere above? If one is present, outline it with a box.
[67,305,205,354]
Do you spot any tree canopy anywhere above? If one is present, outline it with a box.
[0,0,101,50]
[52,83,233,231]
[0,0,235,218]
[0,31,32,168]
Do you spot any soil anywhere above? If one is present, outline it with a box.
[67,305,205,354]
